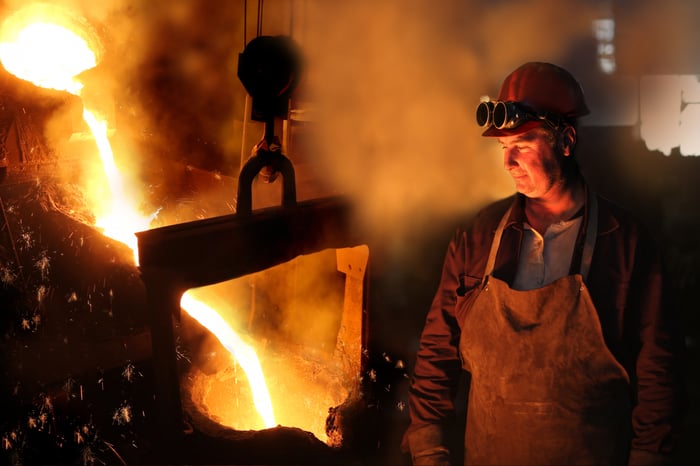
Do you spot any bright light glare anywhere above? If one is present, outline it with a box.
[0,22,95,94]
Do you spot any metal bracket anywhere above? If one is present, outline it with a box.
[235,120,297,216]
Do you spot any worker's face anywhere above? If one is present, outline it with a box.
[498,127,564,199]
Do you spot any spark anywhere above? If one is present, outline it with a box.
[121,362,141,383]
[368,368,377,382]
[41,395,53,411]
[0,267,15,284]
[36,285,47,305]
[19,231,33,249]
[112,404,132,425]
[34,252,50,280]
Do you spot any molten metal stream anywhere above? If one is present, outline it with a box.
[180,292,276,427]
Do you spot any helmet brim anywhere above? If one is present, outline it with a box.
[481,120,543,138]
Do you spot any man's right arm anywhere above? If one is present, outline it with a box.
[402,237,465,465]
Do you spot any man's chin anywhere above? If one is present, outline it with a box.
[512,183,532,196]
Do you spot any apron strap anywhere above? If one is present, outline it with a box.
[483,203,513,281]
[580,189,598,282]
[482,190,599,282]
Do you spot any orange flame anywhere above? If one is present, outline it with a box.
[0,7,276,428]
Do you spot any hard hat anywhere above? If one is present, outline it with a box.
[481,62,589,137]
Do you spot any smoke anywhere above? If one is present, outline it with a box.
[300,0,602,246]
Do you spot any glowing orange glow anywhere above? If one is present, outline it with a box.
[184,250,364,443]
[0,8,277,429]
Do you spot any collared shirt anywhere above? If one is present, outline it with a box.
[512,217,583,291]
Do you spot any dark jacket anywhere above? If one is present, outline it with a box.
[403,191,685,465]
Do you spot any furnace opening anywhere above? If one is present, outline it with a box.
[177,245,368,446]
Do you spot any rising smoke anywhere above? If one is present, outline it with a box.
[0,0,619,244]
[300,0,602,246]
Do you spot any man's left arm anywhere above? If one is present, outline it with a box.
[628,229,686,466]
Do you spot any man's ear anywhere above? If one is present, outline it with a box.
[560,126,577,157]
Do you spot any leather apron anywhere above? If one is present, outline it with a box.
[458,195,632,465]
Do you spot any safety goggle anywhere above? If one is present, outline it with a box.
[476,100,562,131]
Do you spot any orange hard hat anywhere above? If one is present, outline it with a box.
[481,62,589,137]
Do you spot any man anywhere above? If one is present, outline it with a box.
[402,62,685,466]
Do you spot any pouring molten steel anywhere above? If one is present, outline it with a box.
[0,5,152,255]
[0,3,277,431]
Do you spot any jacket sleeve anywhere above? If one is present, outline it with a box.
[402,233,465,464]
[628,227,686,463]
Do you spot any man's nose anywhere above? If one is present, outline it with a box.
[503,147,518,168]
